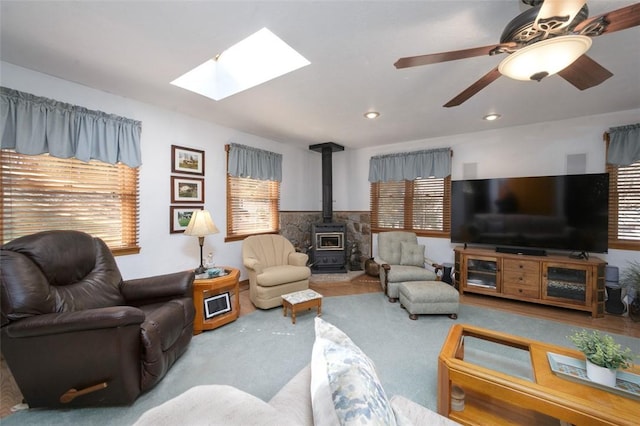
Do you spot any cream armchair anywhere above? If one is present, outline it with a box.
[242,234,311,309]
[375,231,442,302]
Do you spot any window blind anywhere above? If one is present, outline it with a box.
[371,180,406,229]
[607,160,640,249]
[226,175,280,240]
[370,176,450,237]
[1,150,139,254]
[411,177,451,232]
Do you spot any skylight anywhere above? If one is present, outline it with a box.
[171,28,310,101]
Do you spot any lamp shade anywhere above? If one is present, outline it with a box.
[498,35,592,82]
[184,209,219,237]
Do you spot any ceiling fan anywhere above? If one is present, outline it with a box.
[394,0,640,107]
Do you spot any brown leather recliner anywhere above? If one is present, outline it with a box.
[0,230,196,408]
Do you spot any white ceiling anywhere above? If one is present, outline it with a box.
[1,1,639,150]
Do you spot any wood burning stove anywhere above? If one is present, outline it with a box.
[311,223,346,273]
[309,142,347,273]
[315,232,344,250]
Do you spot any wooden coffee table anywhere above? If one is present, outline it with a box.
[282,289,322,324]
[438,324,640,425]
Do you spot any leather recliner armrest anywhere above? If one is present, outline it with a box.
[3,306,145,338]
[121,270,195,302]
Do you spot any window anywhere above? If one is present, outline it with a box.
[607,159,640,250]
[225,143,281,241]
[1,150,140,255]
[370,176,451,237]
[226,175,280,240]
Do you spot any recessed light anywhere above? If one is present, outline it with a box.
[483,113,501,121]
[364,111,380,119]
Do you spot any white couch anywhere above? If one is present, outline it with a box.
[135,318,459,426]
[134,366,458,426]
[134,366,313,426]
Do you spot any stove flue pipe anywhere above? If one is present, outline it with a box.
[309,142,344,223]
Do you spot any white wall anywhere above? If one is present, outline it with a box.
[350,110,640,270]
[2,61,638,278]
[0,62,319,280]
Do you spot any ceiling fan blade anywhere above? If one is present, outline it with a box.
[443,67,502,108]
[557,55,613,90]
[573,3,640,35]
[534,0,587,32]
[394,43,515,69]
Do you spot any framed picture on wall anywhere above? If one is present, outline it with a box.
[172,145,205,176]
[170,205,203,233]
[171,176,205,203]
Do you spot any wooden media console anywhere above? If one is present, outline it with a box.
[454,247,606,318]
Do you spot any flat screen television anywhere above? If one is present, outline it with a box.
[450,173,609,254]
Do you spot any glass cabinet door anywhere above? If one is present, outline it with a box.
[464,256,500,294]
[542,263,591,306]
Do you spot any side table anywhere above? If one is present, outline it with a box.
[192,267,240,335]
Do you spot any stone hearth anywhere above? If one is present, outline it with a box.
[279,211,371,270]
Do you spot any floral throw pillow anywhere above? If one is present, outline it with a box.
[399,242,425,267]
[310,317,397,426]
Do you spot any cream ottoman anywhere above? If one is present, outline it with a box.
[399,281,459,320]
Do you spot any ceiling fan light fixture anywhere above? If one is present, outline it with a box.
[498,35,592,82]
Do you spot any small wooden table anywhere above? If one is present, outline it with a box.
[438,324,640,425]
[281,289,323,324]
[192,267,240,335]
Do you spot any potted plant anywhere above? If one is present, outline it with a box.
[620,260,640,322]
[568,329,634,387]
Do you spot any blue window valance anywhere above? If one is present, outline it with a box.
[607,123,640,166]
[228,143,282,182]
[0,87,142,167]
[368,147,451,182]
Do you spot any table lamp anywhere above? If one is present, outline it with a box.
[184,209,219,274]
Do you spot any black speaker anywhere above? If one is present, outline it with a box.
[441,264,454,286]
[605,266,625,315]
[606,287,625,315]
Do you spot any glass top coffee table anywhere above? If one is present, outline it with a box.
[438,324,640,425]
[281,289,322,324]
